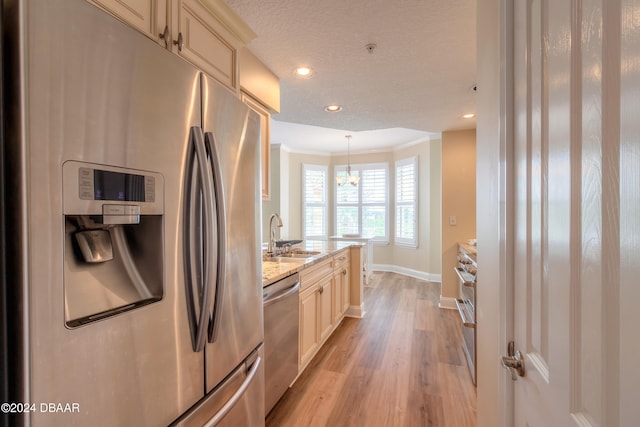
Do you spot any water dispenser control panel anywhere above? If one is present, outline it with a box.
[63,161,163,222]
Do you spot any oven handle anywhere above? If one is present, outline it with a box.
[454,267,476,288]
[455,299,476,328]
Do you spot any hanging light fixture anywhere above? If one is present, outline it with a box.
[336,135,360,186]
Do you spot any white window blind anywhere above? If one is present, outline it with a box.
[302,164,328,239]
[395,156,418,247]
[335,163,388,242]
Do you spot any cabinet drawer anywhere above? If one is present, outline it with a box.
[299,257,333,291]
[333,249,350,269]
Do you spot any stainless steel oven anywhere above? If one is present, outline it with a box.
[454,244,477,385]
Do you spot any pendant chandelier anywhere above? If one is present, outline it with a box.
[336,135,360,186]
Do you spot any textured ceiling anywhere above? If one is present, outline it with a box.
[226,0,477,153]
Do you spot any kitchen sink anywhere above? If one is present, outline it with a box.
[263,256,304,263]
[263,251,321,263]
[284,251,321,258]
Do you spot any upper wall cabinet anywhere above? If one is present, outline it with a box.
[170,0,255,91]
[89,0,256,92]
[89,0,168,44]
[239,48,280,201]
[239,48,280,113]
[241,93,270,201]
[89,0,280,196]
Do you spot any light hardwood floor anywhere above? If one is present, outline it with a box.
[266,272,477,427]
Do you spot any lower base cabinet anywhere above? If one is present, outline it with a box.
[298,272,333,369]
[299,285,319,368]
[298,249,352,373]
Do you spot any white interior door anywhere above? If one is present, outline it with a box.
[511,0,640,426]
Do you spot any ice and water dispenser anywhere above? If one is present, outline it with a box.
[62,161,164,327]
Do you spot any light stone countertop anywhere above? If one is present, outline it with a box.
[458,240,477,261]
[262,240,364,287]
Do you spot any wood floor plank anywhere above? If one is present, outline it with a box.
[266,272,476,427]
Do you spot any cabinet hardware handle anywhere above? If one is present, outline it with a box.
[343,269,347,275]
[173,32,184,52]
[158,25,169,49]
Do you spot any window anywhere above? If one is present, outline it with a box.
[395,156,418,247]
[302,164,328,239]
[335,163,388,242]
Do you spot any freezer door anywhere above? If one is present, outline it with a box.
[201,75,264,392]
[172,345,265,427]
[15,0,204,425]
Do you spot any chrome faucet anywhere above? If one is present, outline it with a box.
[268,213,283,254]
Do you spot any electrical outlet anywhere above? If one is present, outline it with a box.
[449,216,457,226]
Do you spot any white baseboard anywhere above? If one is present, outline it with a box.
[345,304,365,319]
[372,264,442,283]
[438,296,458,310]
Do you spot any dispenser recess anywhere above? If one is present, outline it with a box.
[62,161,164,327]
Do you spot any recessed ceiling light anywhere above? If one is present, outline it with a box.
[293,67,314,78]
[324,105,343,113]
[463,113,475,119]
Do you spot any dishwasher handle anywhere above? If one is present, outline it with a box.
[263,282,300,307]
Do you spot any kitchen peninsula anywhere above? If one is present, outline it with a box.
[262,241,365,376]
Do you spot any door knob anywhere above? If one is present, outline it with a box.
[501,341,525,381]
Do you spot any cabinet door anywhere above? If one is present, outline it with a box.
[89,0,167,44]
[332,270,343,323]
[241,93,270,201]
[173,0,238,91]
[319,276,333,342]
[299,286,319,368]
[342,265,351,315]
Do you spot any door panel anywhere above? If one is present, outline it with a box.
[513,0,637,425]
[25,0,203,425]
[201,74,263,392]
[619,2,640,424]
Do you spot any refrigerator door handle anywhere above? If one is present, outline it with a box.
[204,132,226,343]
[184,126,217,352]
[203,356,262,427]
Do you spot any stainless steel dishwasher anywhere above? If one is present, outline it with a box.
[263,272,300,415]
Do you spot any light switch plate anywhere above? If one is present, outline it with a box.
[449,216,457,226]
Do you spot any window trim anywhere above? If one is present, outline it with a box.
[302,163,329,239]
[394,156,418,248]
[333,162,389,243]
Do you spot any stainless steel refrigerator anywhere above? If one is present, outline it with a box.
[0,0,264,425]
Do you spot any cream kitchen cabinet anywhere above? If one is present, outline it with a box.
[89,0,278,185]
[170,0,251,91]
[318,277,333,343]
[298,284,319,370]
[332,249,350,323]
[89,0,255,92]
[298,257,334,370]
[298,249,357,373]
[298,274,333,370]
[241,93,270,201]
[239,48,280,201]
[89,0,168,44]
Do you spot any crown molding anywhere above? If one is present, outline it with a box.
[198,0,257,45]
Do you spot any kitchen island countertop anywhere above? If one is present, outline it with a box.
[262,240,364,287]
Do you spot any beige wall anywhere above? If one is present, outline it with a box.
[264,139,443,279]
[283,150,331,239]
[441,129,476,299]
